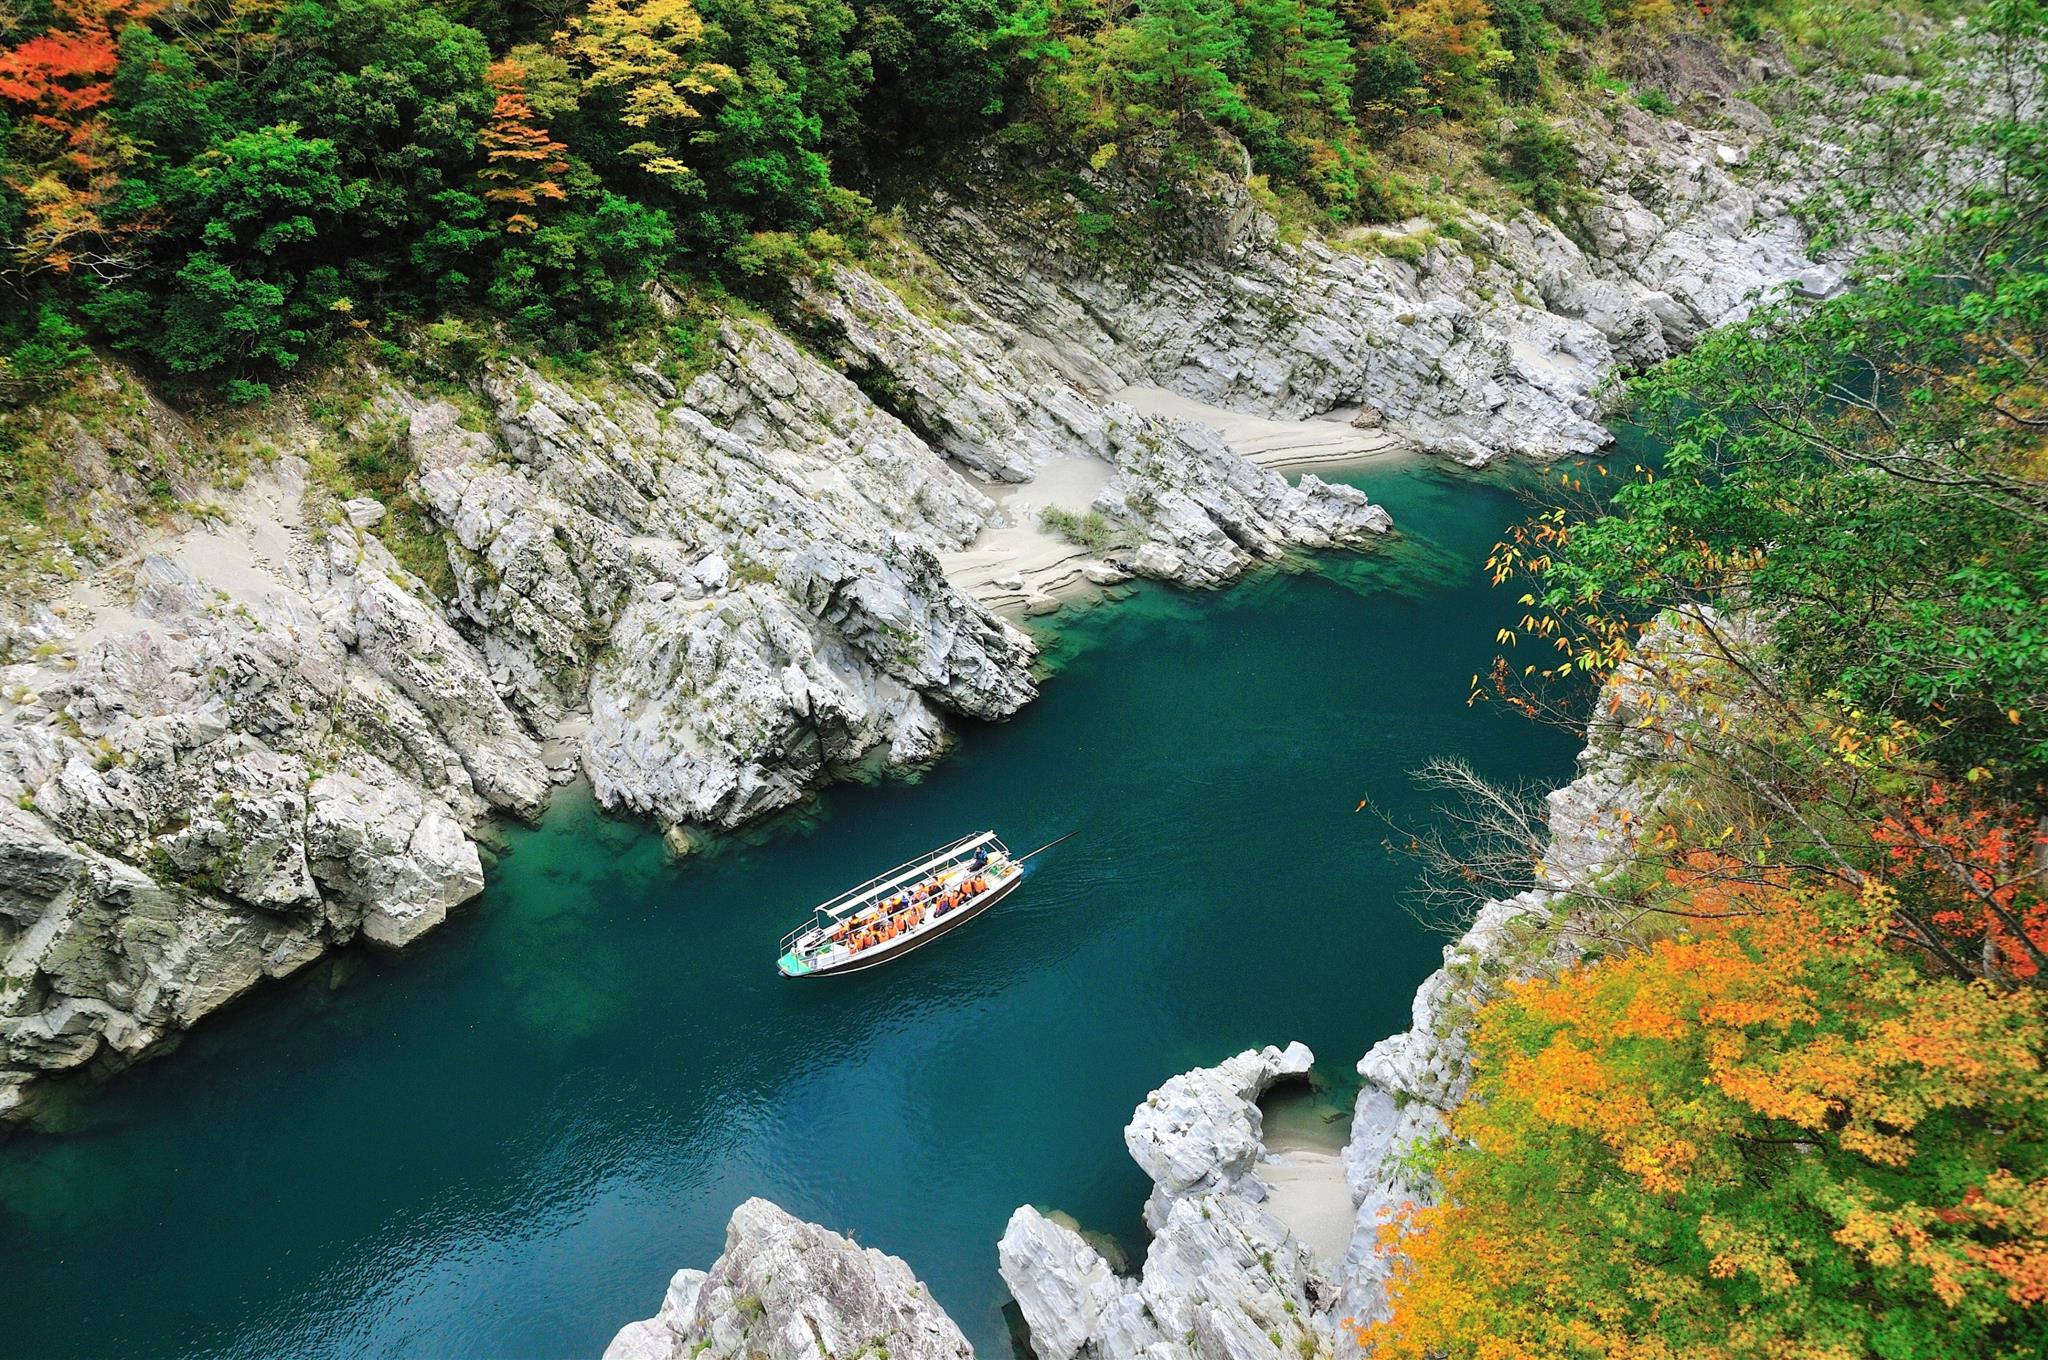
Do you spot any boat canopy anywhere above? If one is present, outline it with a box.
[811,830,1002,922]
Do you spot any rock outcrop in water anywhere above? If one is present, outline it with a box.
[2,63,1825,1116]
[603,1198,974,1360]
[999,1043,1339,1360]
[590,628,1704,1360]
[996,642,1668,1360]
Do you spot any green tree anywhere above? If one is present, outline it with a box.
[1239,0,1354,122]
[1488,0,1553,99]
[487,189,675,340]
[86,122,361,389]
[1126,0,1249,132]
[1502,0,2048,794]
[681,0,861,254]
[856,0,1019,156]
[1489,116,1576,214]
[264,0,493,250]
[1350,40,1423,138]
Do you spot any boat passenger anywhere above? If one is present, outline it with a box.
[971,847,989,872]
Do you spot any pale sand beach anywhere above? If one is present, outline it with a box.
[1110,384,1407,470]
[941,391,1406,615]
[937,455,1117,615]
[1261,1093,1360,1272]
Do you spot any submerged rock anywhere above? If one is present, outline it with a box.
[602,1198,974,1360]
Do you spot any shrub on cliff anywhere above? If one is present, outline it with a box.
[0,0,1952,399]
[1372,7,2048,1353]
[1359,861,2048,1360]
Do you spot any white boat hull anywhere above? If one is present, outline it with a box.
[779,868,1023,977]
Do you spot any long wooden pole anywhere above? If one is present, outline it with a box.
[1016,829,1080,863]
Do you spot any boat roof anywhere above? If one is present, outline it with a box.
[814,831,1002,921]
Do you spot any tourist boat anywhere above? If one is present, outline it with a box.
[776,830,1032,978]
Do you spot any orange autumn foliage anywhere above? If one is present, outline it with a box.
[479,58,571,234]
[1873,783,2048,981]
[0,0,159,125]
[0,0,161,274]
[1358,861,2048,1360]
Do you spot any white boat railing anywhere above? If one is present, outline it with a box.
[779,831,1008,960]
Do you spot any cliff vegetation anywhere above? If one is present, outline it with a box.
[1359,4,2048,1354]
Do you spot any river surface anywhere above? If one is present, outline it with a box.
[1,459,1585,1360]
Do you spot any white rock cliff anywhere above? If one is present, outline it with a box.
[603,1198,975,1360]
[2,74,1821,1116]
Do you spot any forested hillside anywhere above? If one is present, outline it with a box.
[1,0,1898,409]
[4,0,2040,1352]
[1358,5,2048,1354]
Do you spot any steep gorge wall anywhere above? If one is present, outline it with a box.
[0,75,1822,1117]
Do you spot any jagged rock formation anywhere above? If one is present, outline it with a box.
[413,328,1040,831]
[602,1198,974,1360]
[1,59,1825,1116]
[910,97,1832,466]
[998,656,1668,1359]
[999,1043,1338,1360]
[0,279,1400,1114]
[0,461,545,1113]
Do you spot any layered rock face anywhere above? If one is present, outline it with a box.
[999,1043,1340,1360]
[911,99,1830,466]
[0,302,1392,1115]
[0,460,547,1116]
[411,325,1041,831]
[602,1198,975,1360]
[1,62,1815,1116]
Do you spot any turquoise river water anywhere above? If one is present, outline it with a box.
[1,459,1586,1360]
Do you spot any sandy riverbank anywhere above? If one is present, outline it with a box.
[1259,1084,1361,1272]
[1111,385,1405,470]
[935,456,1116,616]
[941,389,1408,616]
